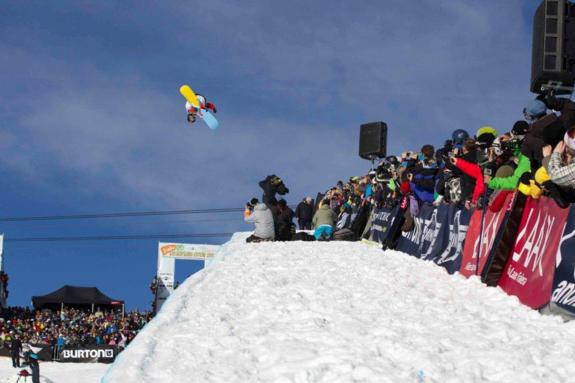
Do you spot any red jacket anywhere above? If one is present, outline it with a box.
[455,158,485,204]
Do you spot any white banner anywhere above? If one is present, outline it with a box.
[155,242,220,312]
[158,243,219,260]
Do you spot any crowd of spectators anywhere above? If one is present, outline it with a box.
[0,306,152,355]
[244,93,575,245]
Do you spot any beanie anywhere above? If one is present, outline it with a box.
[512,120,529,136]
[524,100,547,118]
[565,129,575,151]
[543,122,566,147]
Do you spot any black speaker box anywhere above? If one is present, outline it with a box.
[531,0,575,94]
[359,122,387,160]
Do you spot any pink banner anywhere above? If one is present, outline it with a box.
[460,191,515,278]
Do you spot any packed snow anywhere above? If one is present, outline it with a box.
[102,233,575,382]
[0,357,108,383]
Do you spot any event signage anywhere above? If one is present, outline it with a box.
[155,242,221,312]
[58,345,116,363]
[370,206,398,244]
[550,205,575,314]
[498,197,570,309]
[159,243,219,260]
[396,204,438,257]
[432,205,471,274]
[459,192,514,278]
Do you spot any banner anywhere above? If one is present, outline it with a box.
[396,204,438,257]
[156,242,221,312]
[498,197,569,309]
[459,192,514,278]
[370,205,398,244]
[550,205,575,314]
[58,345,116,363]
[431,204,471,274]
[0,343,53,361]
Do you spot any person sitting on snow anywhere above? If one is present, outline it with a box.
[244,198,275,243]
[312,199,337,241]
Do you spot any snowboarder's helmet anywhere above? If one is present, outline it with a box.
[452,129,470,147]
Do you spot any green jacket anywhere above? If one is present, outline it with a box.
[488,153,531,190]
[312,205,337,228]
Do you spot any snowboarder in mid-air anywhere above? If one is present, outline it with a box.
[185,94,217,124]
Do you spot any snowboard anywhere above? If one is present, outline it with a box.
[179,85,199,108]
[200,110,219,130]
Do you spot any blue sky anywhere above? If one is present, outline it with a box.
[0,1,540,309]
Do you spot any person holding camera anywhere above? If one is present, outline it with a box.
[244,198,275,243]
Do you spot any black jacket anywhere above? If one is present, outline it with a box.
[295,201,313,222]
[276,207,295,240]
[259,175,289,206]
[10,338,21,355]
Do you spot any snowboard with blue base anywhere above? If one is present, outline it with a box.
[200,110,219,130]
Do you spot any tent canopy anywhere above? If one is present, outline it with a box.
[32,285,123,310]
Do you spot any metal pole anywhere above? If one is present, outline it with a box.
[475,191,488,276]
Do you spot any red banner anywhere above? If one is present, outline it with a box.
[498,197,570,309]
[459,192,514,278]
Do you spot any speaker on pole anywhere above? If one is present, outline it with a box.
[359,122,387,160]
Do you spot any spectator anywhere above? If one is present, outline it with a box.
[259,175,289,206]
[11,334,22,367]
[295,197,314,230]
[548,134,575,188]
[276,199,295,241]
[312,200,337,240]
[244,198,275,243]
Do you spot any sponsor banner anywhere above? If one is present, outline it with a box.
[370,205,398,244]
[58,345,116,363]
[498,197,569,309]
[432,204,471,274]
[459,191,513,278]
[0,343,53,361]
[159,243,219,260]
[550,205,575,314]
[396,204,442,258]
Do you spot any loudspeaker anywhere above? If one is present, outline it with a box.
[531,0,575,94]
[359,122,387,160]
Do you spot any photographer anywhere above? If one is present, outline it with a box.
[244,198,275,243]
[259,175,289,207]
[487,122,531,190]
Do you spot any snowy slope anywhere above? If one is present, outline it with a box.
[0,358,107,383]
[103,233,575,383]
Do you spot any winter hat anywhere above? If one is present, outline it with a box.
[452,129,470,148]
[420,144,435,159]
[305,196,312,203]
[476,128,498,147]
[543,122,566,147]
[524,100,547,119]
[250,198,259,206]
[277,199,287,208]
[512,120,529,137]
[565,128,575,151]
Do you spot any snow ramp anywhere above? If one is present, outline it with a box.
[103,233,575,382]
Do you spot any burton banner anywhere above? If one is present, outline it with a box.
[58,345,117,363]
[498,197,569,309]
